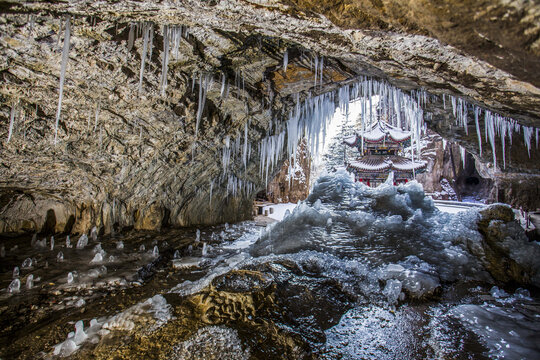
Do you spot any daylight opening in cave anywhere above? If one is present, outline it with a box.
[1,1,540,359]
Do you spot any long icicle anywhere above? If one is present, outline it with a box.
[138,23,151,93]
[54,17,71,145]
[7,104,16,143]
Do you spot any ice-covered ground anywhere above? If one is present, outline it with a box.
[250,170,540,358]
[4,171,539,359]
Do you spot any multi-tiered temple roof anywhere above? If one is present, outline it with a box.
[344,121,412,148]
[344,121,426,186]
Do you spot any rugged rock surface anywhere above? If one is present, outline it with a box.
[476,204,540,286]
[265,141,311,203]
[0,0,539,234]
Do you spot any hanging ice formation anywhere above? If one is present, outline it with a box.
[54,17,71,145]
[447,94,538,168]
[220,73,226,98]
[196,73,212,137]
[127,23,135,52]
[460,146,466,167]
[212,73,537,202]
[160,25,188,97]
[7,104,16,143]
[523,126,533,157]
[283,50,288,73]
[474,106,482,155]
[138,23,153,93]
[160,25,171,96]
[255,78,438,187]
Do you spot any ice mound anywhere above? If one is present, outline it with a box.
[52,319,104,357]
[172,257,202,270]
[102,294,172,333]
[251,169,537,289]
[170,326,250,360]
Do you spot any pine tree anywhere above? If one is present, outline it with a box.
[322,116,358,172]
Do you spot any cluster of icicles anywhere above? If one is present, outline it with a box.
[5,18,538,188]
[446,95,538,169]
[257,79,430,185]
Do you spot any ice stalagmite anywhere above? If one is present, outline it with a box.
[26,274,34,289]
[54,17,70,145]
[8,279,20,293]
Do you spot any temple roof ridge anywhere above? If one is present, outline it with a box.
[344,120,412,145]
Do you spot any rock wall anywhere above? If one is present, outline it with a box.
[266,141,311,203]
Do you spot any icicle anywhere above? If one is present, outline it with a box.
[220,73,226,97]
[127,23,135,51]
[313,54,318,86]
[485,110,497,168]
[196,74,211,137]
[147,25,154,70]
[474,106,482,155]
[460,146,466,168]
[160,25,170,97]
[283,49,288,73]
[93,103,100,132]
[319,56,324,85]
[243,121,248,170]
[523,126,533,158]
[209,179,214,208]
[54,17,70,145]
[501,118,507,169]
[7,104,16,143]
[138,23,151,93]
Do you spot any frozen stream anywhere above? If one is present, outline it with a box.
[1,171,540,359]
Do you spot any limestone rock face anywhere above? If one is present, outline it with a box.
[477,204,540,286]
[266,141,311,203]
[0,1,539,234]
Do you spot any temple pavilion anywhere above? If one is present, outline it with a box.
[344,120,426,187]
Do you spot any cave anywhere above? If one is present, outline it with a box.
[0,1,539,359]
[454,152,493,202]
